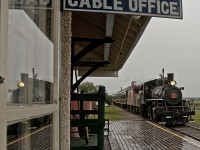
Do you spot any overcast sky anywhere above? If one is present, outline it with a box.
[84,0,200,97]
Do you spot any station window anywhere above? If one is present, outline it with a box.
[7,114,53,149]
[7,1,54,105]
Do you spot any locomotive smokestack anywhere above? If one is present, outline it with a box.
[162,68,164,78]
[167,73,174,83]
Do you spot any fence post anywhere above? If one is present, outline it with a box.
[98,86,105,150]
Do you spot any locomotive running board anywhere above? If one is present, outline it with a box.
[146,99,164,101]
[158,122,166,125]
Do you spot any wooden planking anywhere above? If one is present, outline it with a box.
[110,121,133,150]
[108,120,200,150]
[108,136,120,150]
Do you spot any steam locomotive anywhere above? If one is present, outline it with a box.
[112,69,195,125]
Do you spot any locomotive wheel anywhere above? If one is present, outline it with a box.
[136,108,139,114]
[155,115,161,123]
[139,109,142,116]
[149,107,156,121]
[149,109,153,121]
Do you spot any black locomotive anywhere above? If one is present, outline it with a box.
[113,69,195,125]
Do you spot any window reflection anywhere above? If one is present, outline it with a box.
[8,1,54,105]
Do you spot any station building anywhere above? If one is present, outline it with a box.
[0,0,182,149]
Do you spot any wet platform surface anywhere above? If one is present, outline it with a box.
[71,134,111,150]
[108,120,200,150]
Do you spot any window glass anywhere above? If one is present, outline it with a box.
[7,114,53,149]
[7,0,54,104]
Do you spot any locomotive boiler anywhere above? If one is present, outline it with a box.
[113,69,195,125]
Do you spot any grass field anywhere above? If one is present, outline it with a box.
[190,100,200,123]
[105,105,123,121]
[193,110,200,124]
[105,105,200,124]
[194,103,200,109]
[105,105,130,121]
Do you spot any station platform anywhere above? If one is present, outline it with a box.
[108,120,200,150]
[71,135,111,150]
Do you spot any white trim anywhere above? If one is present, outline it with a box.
[0,0,9,149]
[7,104,58,125]
[106,14,115,37]
[52,0,60,149]
[104,14,115,61]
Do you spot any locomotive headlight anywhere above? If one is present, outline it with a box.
[170,80,176,86]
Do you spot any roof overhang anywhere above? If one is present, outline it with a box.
[72,12,151,77]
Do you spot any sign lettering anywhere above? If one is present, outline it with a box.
[9,0,52,9]
[62,0,182,19]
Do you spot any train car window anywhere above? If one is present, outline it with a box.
[134,89,139,94]
[133,85,139,94]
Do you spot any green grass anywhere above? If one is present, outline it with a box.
[193,110,200,124]
[193,101,200,109]
[191,100,200,109]
[105,105,127,121]
[195,105,200,109]
[187,100,200,123]
[104,104,200,124]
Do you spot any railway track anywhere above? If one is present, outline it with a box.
[170,124,200,141]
